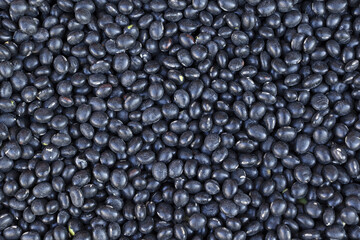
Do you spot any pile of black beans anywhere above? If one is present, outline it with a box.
[2,0,360,239]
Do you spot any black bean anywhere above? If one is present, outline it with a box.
[32,182,52,198]
[69,186,84,208]
[53,55,69,74]
[34,108,54,123]
[110,169,128,190]
[3,141,21,160]
[3,225,22,239]
[326,0,347,13]
[245,221,263,236]
[220,199,239,218]
[149,21,164,41]
[142,107,162,125]
[188,213,207,230]
[277,224,291,240]
[151,162,168,182]
[92,164,110,183]
[340,207,359,225]
[116,34,136,50]
[97,205,119,222]
[257,0,276,17]
[0,213,13,230]
[326,225,347,239]
[21,231,41,240]
[247,124,267,142]
[346,130,360,151]
[136,150,155,165]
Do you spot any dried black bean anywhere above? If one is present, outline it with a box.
[0,0,360,239]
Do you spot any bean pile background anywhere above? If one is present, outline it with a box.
[0,0,360,239]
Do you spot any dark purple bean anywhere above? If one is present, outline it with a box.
[0,0,359,239]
